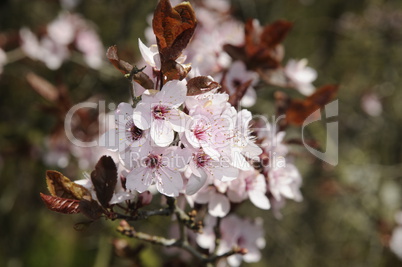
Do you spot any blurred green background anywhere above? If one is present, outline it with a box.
[1,0,402,266]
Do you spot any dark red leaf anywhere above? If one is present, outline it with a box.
[187,76,221,96]
[152,0,197,63]
[286,85,338,125]
[106,46,154,89]
[90,156,118,208]
[79,199,104,220]
[40,193,80,214]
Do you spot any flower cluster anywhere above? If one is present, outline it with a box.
[39,0,338,266]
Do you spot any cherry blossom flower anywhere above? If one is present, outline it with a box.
[230,109,262,170]
[125,146,186,197]
[138,38,161,70]
[133,80,188,147]
[100,102,149,159]
[227,170,270,210]
[191,184,231,217]
[284,58,317,96]
[183,93,233,160]
[196,214,266,266]
[218,215,265,266]
[268,163,303,203]
[184,148,239,195]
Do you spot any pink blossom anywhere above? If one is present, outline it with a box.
[218,215,265,266]
[268,163,303,202]
[196,214,266,266]
[47,13,76,46]
[100,102,149,158]
[75,28,104,69]
[227,170,270,210]
[133,80,188,147]
[284,58,317,96]
[184,148,239,195]
[125,146,186,197]
[191,185,230,217]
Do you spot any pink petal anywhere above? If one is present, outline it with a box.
[156,167,183,197]
[208,193,230,217]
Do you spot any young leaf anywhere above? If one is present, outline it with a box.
[106,46,154,89]
[79,199,104,220]
[90,156,118,208]
[187,76,221,96]
[152,0,197,62]
[224,19,292,71]
[40,193,80,214]
[46,170,92,200]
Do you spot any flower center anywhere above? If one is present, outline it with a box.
[194,152,211,168]
[152,104,170,120]
[126,120,143,141]
[144,154,161,169]
[192,122,210,141]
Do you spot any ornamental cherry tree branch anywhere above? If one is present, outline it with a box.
[39,0,338,266]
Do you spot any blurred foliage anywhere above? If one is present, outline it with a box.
[1,0,402,266]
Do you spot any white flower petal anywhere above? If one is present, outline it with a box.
[186,172,208,195]
[249,191,271,210]
[150,120,173,147]
[133,102,151,130]
[126,167,152,193]
[156,167,183,197]
[208,193,230,217]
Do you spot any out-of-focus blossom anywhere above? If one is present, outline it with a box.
[196,214,265,266]
[219,61,258,107]
[47,13,76,46]
[284,58,317,95]
[268,163,303,203]
[361,93,382,117]
[75,29,104,69]
[390,211,402,260]
[0,48,7,74]
[191,185,231,217]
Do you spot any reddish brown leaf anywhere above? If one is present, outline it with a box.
[260,20,293,48]
[106,46,154,89]
[152,0,197,62]
[286,85,338,125]
[228,79,253,107]
[160,59,191,83]
[224,19,291,71]
[90,156,118,208]
[46,170,92,200]
[79,199,104,220]
[40,193,80,214]
[187,76,221,96]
